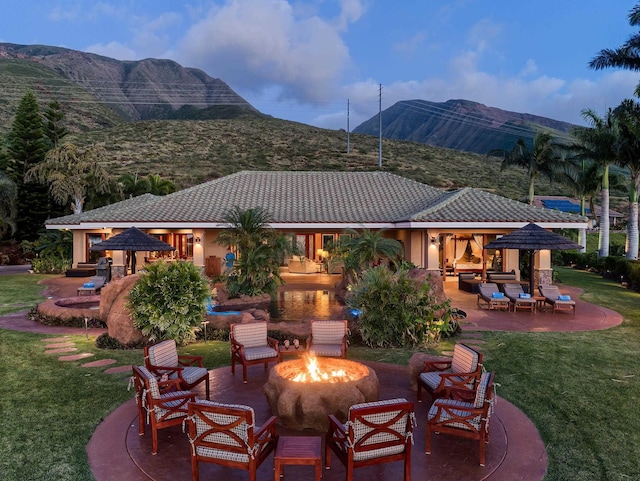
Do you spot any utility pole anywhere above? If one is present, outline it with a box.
[346,98,350,154]
[378,84,382,167]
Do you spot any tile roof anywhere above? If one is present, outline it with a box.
[46,171,586,227]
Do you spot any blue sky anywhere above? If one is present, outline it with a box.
[1,0,638,130]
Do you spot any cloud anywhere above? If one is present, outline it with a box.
[85,40,137,60]
[174,0,362,103]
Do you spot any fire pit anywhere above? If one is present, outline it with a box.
[264,355,379,432]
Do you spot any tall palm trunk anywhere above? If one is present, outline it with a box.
[627,191,639,260]
[598,165,610,258]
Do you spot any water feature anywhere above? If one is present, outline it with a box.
[268,290,345,321]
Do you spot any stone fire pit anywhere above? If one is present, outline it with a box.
[263,356,379,432]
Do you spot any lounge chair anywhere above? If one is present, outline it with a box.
[477,282,509,310]
[539,285,576,315]
[76,275,105,296]
[230,321,280,383]
[307,319,349,358]
[503,283,536,312]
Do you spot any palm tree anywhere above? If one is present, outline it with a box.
[589,4,640,96]
[339,228,403,281]
[147,174,176,195]
[215,206,292,296]
[25,143,113,214]
[612,99,640,260]
[0,171,17,237]
[488,131,562,204]
[570,108,620,257]
[118,173,151,198]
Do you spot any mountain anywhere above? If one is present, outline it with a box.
[353,99,576,155]
[0,43,261,132]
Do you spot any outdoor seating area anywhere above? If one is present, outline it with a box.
[539,285,577,315]
[306,319,349,358]
[477,282,510,311]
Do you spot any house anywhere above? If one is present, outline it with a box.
[45,171,587,285]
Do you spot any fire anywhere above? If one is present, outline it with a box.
[287,354,360,383]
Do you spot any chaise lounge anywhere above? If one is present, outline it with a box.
[539,285,576,315]
[503,283,536,312]
[477,283,510,310]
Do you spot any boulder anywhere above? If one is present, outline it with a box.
[99,274,146,345]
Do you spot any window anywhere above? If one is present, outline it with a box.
[86,233,105,262]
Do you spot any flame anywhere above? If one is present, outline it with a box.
[289,354,352,383]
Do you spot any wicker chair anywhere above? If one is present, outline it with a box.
[307,319,349,358]
[131,365,197,455]
[144,339,210,399]
[230,322,280,383]
[185,400,278,481]
[325,398,415,481]
[426,371,496,466]
[539,285,576,315]
[417,343,483,403]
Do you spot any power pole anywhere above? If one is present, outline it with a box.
[346,98,350,154]
[378,84,382,168]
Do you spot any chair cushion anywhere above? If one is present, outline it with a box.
[148,340,179,367]
[191,401,254,463]
[136,365,161,398]
[243,346,278,361]
[348,398,411,461]
[233,323,268,348]
[419,371,450,390]
[175,366,208,385]
[311,321,346,344]
[427,399,482,431]
[451,344,479,374]
[308,344,343,357]
[155,391,195,420]
[474,372,492,408]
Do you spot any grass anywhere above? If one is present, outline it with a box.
[0,273,56,315]
[1,269,640,480]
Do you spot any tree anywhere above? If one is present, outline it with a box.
[215,206,292,297]
[589,4,640,96]
[118,173,176,198]
[488,131,562,204]
[5,89,50,240]
[0,171,17,237]
[43,99,69,149]
[147,174,176,195]
[570,108,620,258]
[612,99,640,260]
[25,143,113,214]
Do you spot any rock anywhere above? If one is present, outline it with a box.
[407,352,452,392]
[100,275,147,345]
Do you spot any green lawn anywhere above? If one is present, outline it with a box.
[0,269,639,480]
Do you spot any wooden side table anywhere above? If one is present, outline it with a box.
[274,435,322,481]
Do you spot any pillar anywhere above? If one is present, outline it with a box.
[535,250,553,289]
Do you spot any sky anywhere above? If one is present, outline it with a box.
[1,0,639,130]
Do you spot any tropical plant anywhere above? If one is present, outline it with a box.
[612,99,640,260]
[25,143,115,214]
[21,230,73,273]
[337,228,403,281]
[127,260,211,344]
[215,206,291,297]
[488,131,563,204]
[118,172,176,198]
[146,173,177,195]
[346,265,455,348]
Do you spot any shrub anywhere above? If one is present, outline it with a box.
[30,256,72,274]
[95,333,147,350]
[127,260,211,344]
[346,265,455,348]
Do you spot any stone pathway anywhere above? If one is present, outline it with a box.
[39,336,130,374]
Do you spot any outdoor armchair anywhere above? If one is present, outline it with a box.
[307,319,349,358]
[185,400,278,481]
[477,282,509,310]
[417,343,483,403]
[325,398,416,481]
[503,283,536,313]
[426,371,496,466]
[131,365,197,455]
[144,339,210,399]
[230,321,280,383]
[539,285,576,315]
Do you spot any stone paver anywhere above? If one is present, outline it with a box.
[105,365,133,374]
[44,347,78,354]
[59,352,94,361]
[40,337,71,342]
[45,341,76,348]
[82,359,117,368]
